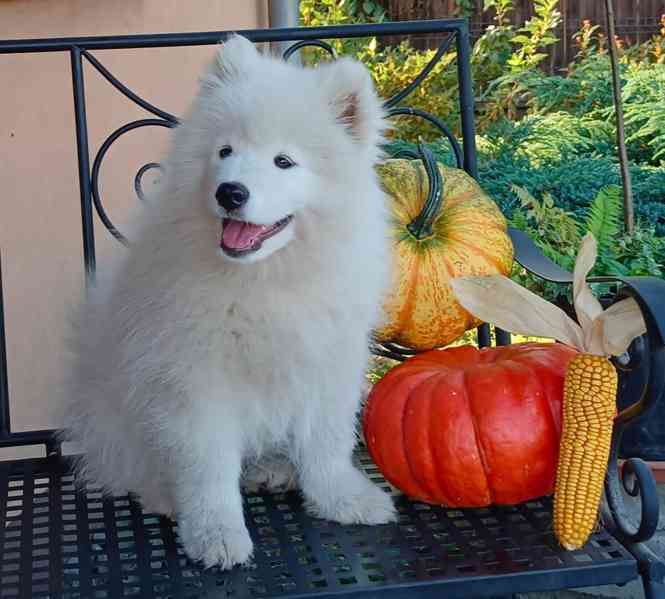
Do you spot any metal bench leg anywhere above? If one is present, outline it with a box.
[644,578,665,599]
[642,565,665,599]
[636,544,665,599]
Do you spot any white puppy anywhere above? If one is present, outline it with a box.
[62,35,396,569]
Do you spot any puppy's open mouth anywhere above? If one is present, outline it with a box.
[220,216,293,257]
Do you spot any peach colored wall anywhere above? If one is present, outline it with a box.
[0,1,268,450]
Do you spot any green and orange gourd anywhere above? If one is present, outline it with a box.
[375,147,513,350]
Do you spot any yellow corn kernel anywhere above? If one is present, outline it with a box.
[553,353,617,550]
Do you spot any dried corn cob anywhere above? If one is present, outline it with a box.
[554,354,617,549]
[451,233,646,550]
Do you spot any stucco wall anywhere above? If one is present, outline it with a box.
[0,1,268,448]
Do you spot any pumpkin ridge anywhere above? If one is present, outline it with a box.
[461,369,495,505]
[368,368,435,501]
[448,233,505,272]
[440,253,456,280]
[504,353,561,446]
[401,374,436,501]
[404,380,445,497]
[402,377,435,502]
[446,237,507,272]
[428,373,457,505]
[523,356,560,440]
[393,252,421,344]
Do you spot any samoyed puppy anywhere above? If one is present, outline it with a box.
[61,34,396,569]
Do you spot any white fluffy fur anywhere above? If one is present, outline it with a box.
[61,35,396,569]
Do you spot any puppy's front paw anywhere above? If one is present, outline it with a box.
[306,469,397,526]
[177,516,253,570]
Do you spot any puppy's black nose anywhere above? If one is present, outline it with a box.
[216,182,249,212]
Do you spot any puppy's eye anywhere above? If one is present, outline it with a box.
[219,146,233,159]
[274,154,296,169]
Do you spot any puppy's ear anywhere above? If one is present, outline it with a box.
[208,34,260,84]
[318,58,386,147]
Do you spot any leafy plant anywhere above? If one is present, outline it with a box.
[624,102,665,165]
[455,0,475,17]
[299,0,385,57]
[509,183,663,282]
[621,14,665,65]
[483,0,514,26]
[565,54,615,115]
[300,0,385,25]
[619,64,665,165]
[571,19,603,62]
[471,1,517,91]
[584,185,622,255]
[497,113,614,163]
[506,0,561,72]
[509,184,581,271]
[478,0,562,125]
[613,227,665,277]
[650,14,665,63]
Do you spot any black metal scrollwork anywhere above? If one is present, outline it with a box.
[382,33,455,109]
[81,50,177,243]
[91,119,173,245]
[82,51,178,124]
[605,437,660,544]
[282,39,337,61]
[600,288,664,549]
[134,162,164,203]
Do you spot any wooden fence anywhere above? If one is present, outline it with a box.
[376,0,665,67]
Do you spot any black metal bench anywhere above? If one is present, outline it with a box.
[1,19,664,599]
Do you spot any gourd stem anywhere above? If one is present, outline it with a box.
[406,144,443,240]
[390,143,444,240]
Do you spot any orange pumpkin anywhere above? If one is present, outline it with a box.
[363,343,578,507]
[375,157,513,350]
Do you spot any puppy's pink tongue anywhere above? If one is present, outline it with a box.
[222,220,267,249]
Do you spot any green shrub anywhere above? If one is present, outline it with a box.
[618,64,665,165]
[508,184,664,302]
[613,227,665,277]
[480,156,665,234]
[384,139,665,237]
[483,113,615,163]
[506,0,561,71]
[304,1,665,243]
[508,184,631,273]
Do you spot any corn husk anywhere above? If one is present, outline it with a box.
[450,234,646,357]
